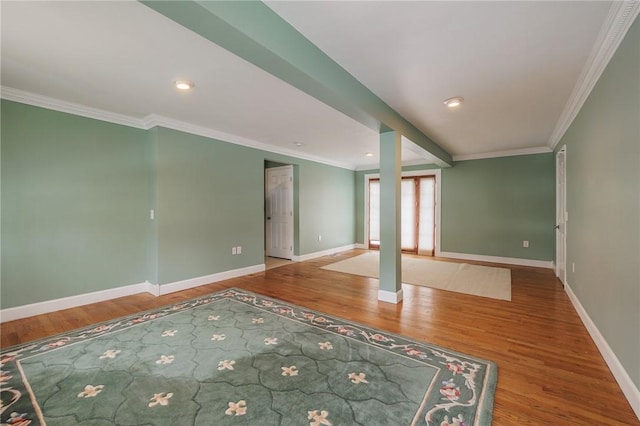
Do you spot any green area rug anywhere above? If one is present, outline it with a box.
[1,288,497,425]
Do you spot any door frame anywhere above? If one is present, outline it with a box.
[364,169,441,255]
[265,165,294,260]
[555,146,567,284]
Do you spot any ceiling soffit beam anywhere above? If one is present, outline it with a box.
[140,0,453,167]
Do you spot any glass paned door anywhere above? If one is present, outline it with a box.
[368,176,436,255]
[418,177,435,256]
[401,179,416,251]
[368,180,380,248]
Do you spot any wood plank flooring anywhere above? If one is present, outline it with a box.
[2,249,638,425]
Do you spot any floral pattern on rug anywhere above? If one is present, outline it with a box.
[0,288,496,425]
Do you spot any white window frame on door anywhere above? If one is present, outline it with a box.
[364,169,442,256]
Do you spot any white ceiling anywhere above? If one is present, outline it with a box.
[0,1,624,169]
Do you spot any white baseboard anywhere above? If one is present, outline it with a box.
[355,243,368,249]
[0,263,267,324]
[292,244,356,262]
[148,263,265,296]
[564,281,640,420]
[0,281,151,323]
[437,251,554,269]
[378,288,404,304]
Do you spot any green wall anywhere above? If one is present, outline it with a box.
[355,155,556,262]
[297,161,355,254]
[1,101,151,308]
[557,16,640,388]
[153,128,265,284]
[441,154,555,260]
[1,100,355,307]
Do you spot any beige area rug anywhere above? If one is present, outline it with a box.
[322,251,511,301]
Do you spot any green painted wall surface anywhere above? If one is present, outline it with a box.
[355,156,555,261]
[1,101,355,306]
[441,154,555,260]
[153,128,264,284]
[558,17,640,388]
[296,161,355,255]
[1,100,150,308]
[142,128,355,285]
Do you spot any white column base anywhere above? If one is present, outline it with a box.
[378,288,404,304]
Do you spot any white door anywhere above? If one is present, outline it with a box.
[265,165,294,259]
[556,147,567,284]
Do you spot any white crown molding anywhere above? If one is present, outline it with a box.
[1,86,354,171]
[144,114,354,170]
[355,158,440,171]
[548,0,640,150]
[0,86,146,129]
[452,146,552,162]
[398,158,440,168]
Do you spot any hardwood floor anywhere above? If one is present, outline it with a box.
[2,249,638,425]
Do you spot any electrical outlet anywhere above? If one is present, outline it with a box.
[232,247,237,255]
[523,240,529,248]
[237,246,242,254]
[572,262,575,273]
[318,235,322,241]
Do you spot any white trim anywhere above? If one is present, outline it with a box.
[355,146,554,169]
[0,264,267,323]
[377,288,404,304]
[0,86,146,129]
[0,281,152,323]
[548,1,640,149]
[363,169,442,255]
[265,165,295,260]
[149,264,266,296]
[437,251,554,269]
[564,281,640,420]
[292,244,356,262]
[452,146,552,162]
[355,158,440,171]
[0,86,354,171]
[144,114,352,170]
[355,243,368,249]
[555,145,568,284]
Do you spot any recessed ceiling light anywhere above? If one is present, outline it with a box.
[365,152,374,157]
[175,80,195,91]
[293,141,304,147]
[443,97,464,108]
